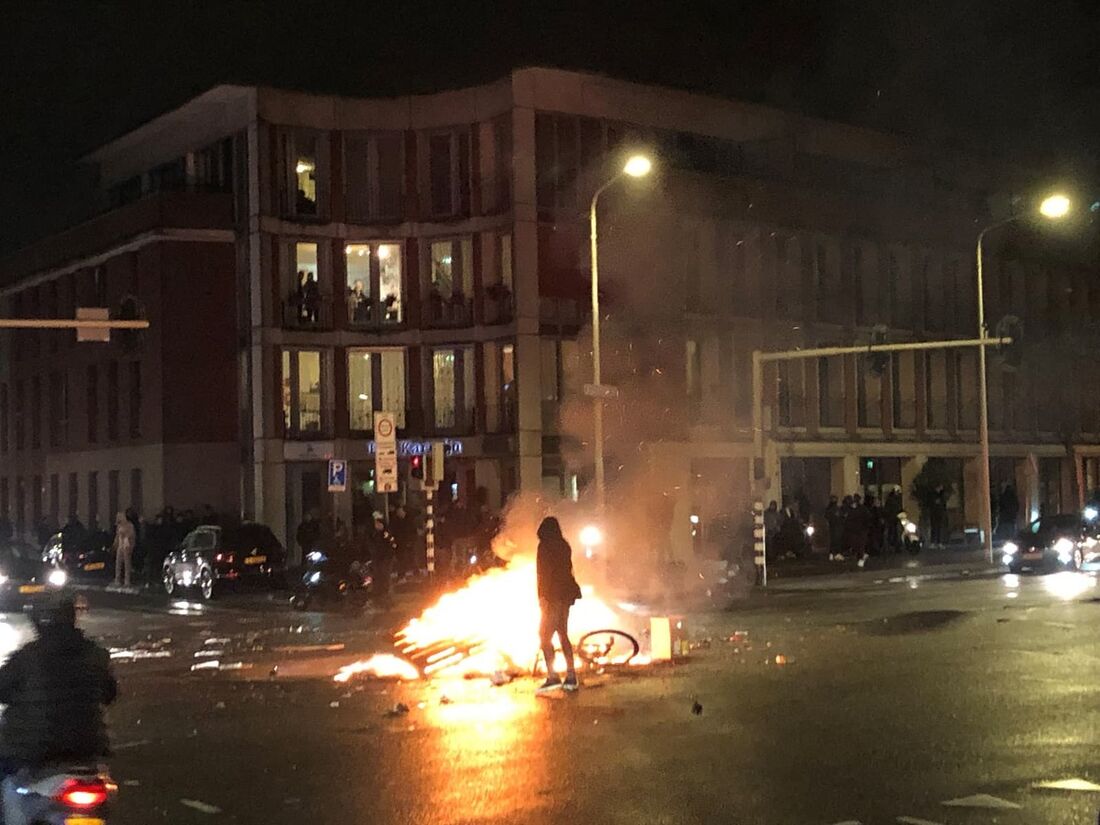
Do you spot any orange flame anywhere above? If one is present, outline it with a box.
[399,559,630,677]
[334,653,420,682]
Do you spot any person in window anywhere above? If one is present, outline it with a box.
[535,516,582,694]
[0,597,117,810]
[301,272,321,324]
[347,280,369,324]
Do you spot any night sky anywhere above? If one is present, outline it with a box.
[1,0,1097,253]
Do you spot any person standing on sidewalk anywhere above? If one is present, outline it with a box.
[112,511,135,588]
[536,516,582,694]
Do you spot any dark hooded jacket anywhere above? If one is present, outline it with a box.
[0,626,117,766]
[536,518,583,604]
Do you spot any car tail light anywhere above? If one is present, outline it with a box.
[57,778,110,808]
[215,553,236,564]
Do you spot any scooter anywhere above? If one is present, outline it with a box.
[3,764,116,824]
[899,511,923,554]
[290,550,372,611]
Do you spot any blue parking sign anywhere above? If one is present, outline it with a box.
[327,459,348,492]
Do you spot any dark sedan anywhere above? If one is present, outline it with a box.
[0,539,70,609]
[163,523,285,600]
[1001,514,1099,573]
[41,529,112,578]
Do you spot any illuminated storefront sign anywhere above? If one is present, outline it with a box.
[365,439,463,457]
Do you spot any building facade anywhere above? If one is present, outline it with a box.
[1,68,1096,560]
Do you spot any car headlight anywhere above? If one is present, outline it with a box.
[904,521,918,535]
[308,571,321,584]
[1003,541,1019,556]
[1055,537,1075,563]
[0,573,9,586]
[47,569,68,588]
[1086,506,1099,522]
[804,525,815,537]
[306,551,326,564]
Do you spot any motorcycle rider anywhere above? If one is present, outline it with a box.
[0,596,117,823]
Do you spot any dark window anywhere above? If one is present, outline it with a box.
[87,471,99,528]
[129,362,142,438]
[32,475,42,524]
[67,473,78,520]
[14,380,24,450]
[493,115,513,211]
[377,133,404,219]
[92,266,107,307]
[49,474,59,525]
[108,470,119,522]
[130,468,143,514]
[0,383,7,454]
[850,244,865,325]
[0,478,7,521]
[429,133,455,216]
[14,478,24,535]
[87,366,99,443]
[345,132,404,222]
[818,359,843,427]
[30,376,41,449]
[46,281,59,354]
[107,361,119,441]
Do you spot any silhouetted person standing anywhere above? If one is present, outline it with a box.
[536,517,581,694]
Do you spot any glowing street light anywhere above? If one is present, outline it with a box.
[976,191,1074,561]
[1039,193,1071,219]
[589,154,653,514]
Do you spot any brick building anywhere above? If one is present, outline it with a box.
[1,68,1096,560]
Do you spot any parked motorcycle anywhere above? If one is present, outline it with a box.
[289,550,372,611]
[899,511,923,554]
[2,764,116,824]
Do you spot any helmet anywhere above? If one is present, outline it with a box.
[30,595,77,632]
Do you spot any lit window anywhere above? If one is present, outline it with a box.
[348,349,405,431]
[344,242,402,326]
[432,347,475,430]
[282,350,324,436]
[293,134,318,215]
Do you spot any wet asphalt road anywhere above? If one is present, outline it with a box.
[15,569,1100,824]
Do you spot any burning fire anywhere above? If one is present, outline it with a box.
[334,557,643,682]
[334,653,419,683]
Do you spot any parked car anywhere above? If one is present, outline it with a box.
[163,523,285,599]
[0,539,70,609]
[1002,514,1099,573]
[41,529,112,578]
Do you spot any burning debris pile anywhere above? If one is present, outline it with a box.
[334,556,651,683]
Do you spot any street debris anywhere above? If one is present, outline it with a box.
[329,701,340,708]
[385,703,410,718]
[439,695,453,705]
[942,794,1021,809]
[1031,777,1100,791]
[690,699,703,716]
[334,654,420,683]
[180,799,223,815]
[490,670,513,686]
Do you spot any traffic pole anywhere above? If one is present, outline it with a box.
[425,487,435,576]
[753,501,767,587]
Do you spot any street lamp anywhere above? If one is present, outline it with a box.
[976,192,1071,560]
[589,154,653,514]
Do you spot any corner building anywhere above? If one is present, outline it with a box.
[1,68,1095,561]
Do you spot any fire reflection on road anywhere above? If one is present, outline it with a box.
[420,680,548,822]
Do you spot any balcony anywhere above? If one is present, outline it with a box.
[346,294,404,330]
[282,295,334,330]
[483,285,514,325]
[423,295,474,329]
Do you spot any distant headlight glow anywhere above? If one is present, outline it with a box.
[47,569,67,587]
[1055,537,1075,563]
[904,521,918,535]
[1003,541,1019,556]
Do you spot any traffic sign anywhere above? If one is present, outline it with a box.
[327,459,348,492]
[374,411,399,493]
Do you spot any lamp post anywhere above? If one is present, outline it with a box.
[976,193,1071,561]
[589,154,652,514]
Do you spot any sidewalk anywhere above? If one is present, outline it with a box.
[764,546,998,591]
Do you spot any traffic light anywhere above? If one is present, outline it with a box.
[410,454,424,481]
[425,442,446,486]
[995,315,1024,370]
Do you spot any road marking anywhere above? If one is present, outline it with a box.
[942,794,1021,809]
[1032,778,1100,791]
[898,818,946,825]
[828,821,862,824]
[113,739,151,750]
[181,799,223,814]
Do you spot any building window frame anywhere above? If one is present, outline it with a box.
[346,348,407,433]
[281,348,329,439]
